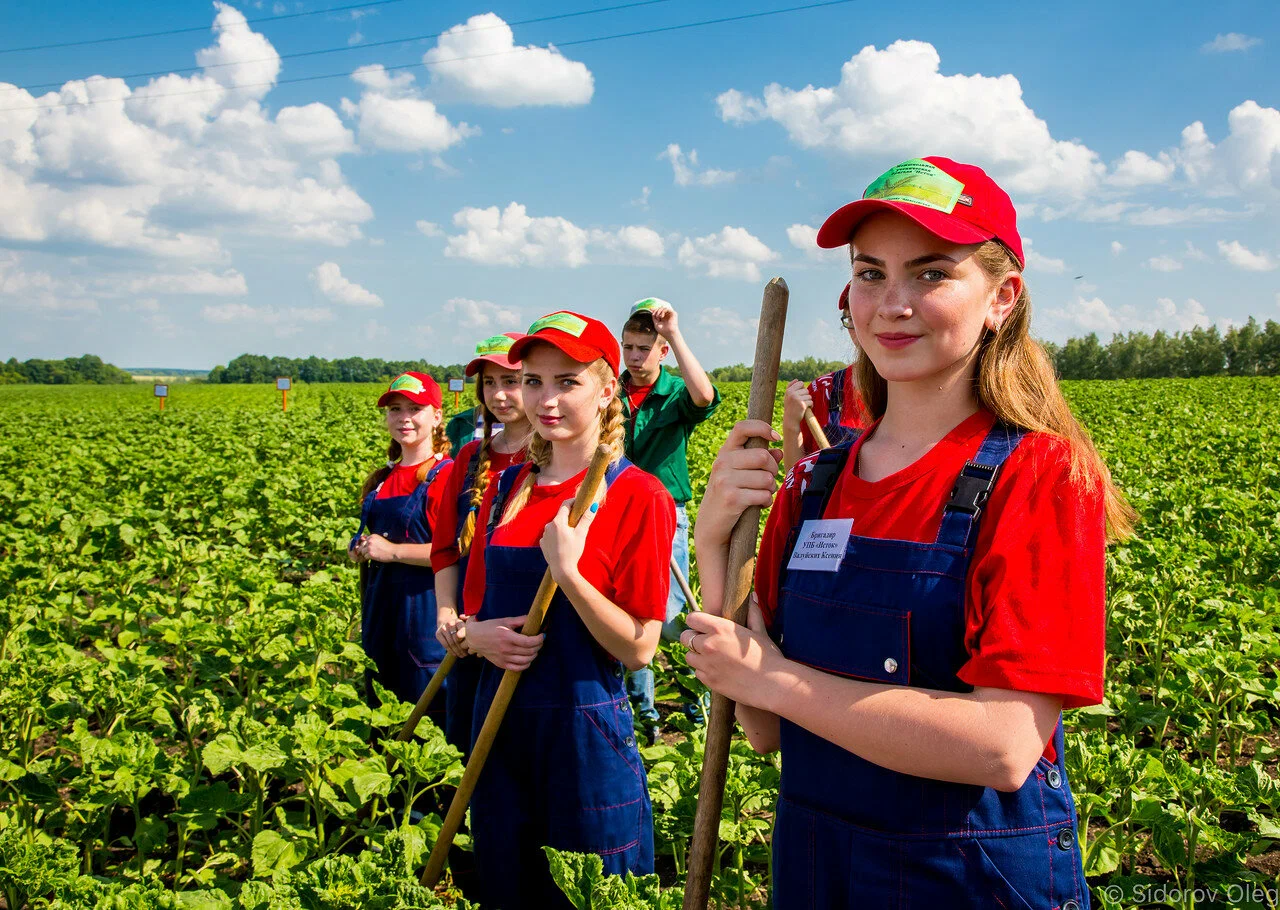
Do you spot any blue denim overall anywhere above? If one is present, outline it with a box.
[819,366,860,447]
[469,460,655,910]
[772,425,1089,910]
[355,459,450,706]
[444,447,484,758]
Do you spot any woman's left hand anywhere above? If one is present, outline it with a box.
[361,533,398,563]
[682,596,785,709]
[540,499,597,587]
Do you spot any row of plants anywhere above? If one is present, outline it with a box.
[0,378,1276,908]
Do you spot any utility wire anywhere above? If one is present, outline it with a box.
[0,0,412,55]
[6,0,677,95]
[0,0,857,113]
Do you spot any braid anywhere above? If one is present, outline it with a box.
[414,408,452,482]
[458,406,496,555]
[499,434,551,526]
[360,439,400,500]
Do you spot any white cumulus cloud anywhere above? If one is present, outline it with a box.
[341,65,477,153]
[424,13,593,107]
[127,269,248,296]
[677,227,778,282]
[716,40,1105,198]
[1111,241,1125,255]
[1107,150,1176,187]
[1202,33,1262,53]
[1146,255,1183,272]
[1218,239,1276,271]
[442,296,521,330]
[310,261,384,306]
[659,144,736,187]
[445,202,590,267]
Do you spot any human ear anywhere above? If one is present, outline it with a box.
[986,272,1022,332]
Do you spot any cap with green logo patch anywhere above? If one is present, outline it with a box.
[377,371,443,408]
[465,332,525,377]
[509,310,621,377]
[816,156,1024,267]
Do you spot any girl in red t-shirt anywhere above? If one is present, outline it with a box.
[348,372,453,708]
[686,157,1134,910]
[460,311,674,910]
[781,281,870,467]
[431,332,531,756]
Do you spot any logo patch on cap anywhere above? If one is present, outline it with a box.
[863,158,965,215]
[475,335,515,356]
[388,373,425,394]
[630,297,668,315]
[528,312,588,338]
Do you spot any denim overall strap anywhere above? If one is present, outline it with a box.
[469,458,653,910]
[769,423,1087,910]
[349,484,380,550]
[827,366,845,426]
[934,424,1026,549]
[486,462,525,538]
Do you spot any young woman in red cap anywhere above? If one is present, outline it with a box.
[687,157,1134,909]
[349,372,453,708]
[460,311,675,910]
[431,332,532,757]
[781,280,870,467]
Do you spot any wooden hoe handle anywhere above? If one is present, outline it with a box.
[420,445,613,887]
[682,278,789,910]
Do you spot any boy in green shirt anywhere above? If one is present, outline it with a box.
[620,298,721,743]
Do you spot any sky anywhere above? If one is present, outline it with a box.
[1,0,1278,369]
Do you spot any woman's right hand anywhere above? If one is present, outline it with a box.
[782,379,813,432]
[348,534,366,563]
[463,614,546,671]
[694,419,783,549]
[435,606,470,659]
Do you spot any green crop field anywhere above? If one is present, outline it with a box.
[1,379,1277,909]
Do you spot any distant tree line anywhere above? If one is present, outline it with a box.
[0,355,133,385]
[1041,318,1280,379]
[207,354,469,384]
[706,319,1280,382]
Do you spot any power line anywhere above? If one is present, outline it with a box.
[6,0,678,95]
[0,0,858,113]
[0,0,412,55]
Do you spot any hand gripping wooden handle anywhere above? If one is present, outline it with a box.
[420,444,614,887]
[683,277,789,910]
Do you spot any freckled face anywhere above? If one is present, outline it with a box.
[520,343,615,444]
[479,365,525,424]
[847,211,1009,384]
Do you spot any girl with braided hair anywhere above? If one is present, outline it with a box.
[431,332,531,757]
[349,372,453,707]
[459,311,675,910]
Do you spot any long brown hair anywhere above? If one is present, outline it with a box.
[359,406,451,501]
[852,241,1135,540]
[499,358,624,525]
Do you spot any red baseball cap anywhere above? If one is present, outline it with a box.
[465,332,525,377]
[816,156,1024,268]
[376,371,443,408]
[509,311,621,377]
[837,280,851,311]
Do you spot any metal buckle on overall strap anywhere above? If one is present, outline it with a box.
[944,461,998,516]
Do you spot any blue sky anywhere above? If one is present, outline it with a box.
[1,0,1277,368]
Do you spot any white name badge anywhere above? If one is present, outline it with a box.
[787,519,854,572]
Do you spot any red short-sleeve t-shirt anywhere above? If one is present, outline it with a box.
[801,365,870,452]
[375,455,452,539]
[757,410,1107,717]
[431,438,527,573]
[462,461,676,622]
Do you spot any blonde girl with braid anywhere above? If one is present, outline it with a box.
[349,372,454,709]
[430,333,531,757]
[458,311,675,910]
